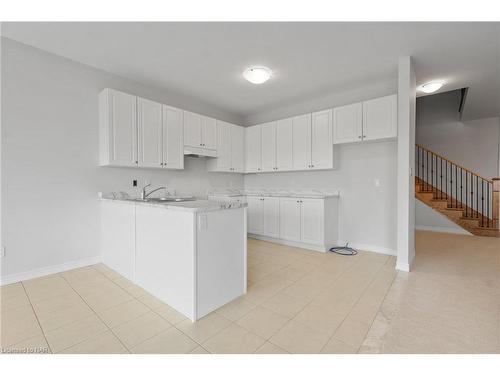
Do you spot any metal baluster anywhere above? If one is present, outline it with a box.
[481,180,484,227]
[476,176,479,218]
[440,158,443,199]
[426,151,429,191]
[460,167,463,208]
[455,165,458,208]
[487,182,490,227]
[465,172,468,217]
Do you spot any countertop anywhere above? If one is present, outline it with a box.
[207,188,340,199]
[100,197,247,213]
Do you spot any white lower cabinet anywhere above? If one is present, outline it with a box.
[246,195,339,252]
[279,198,302,242]
[247,196,264,235]
[280,198,323,245]
[246,196,280,237]
[262,197,280,238]
[300,198,324,245]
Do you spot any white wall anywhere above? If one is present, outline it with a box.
[415,200,470,235]
[245,141,398,255]
[1,38,244,281]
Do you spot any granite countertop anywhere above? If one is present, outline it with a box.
[100,197,247,213]
[208,188,340,199]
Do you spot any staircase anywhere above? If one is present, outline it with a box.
[415,144,500,237]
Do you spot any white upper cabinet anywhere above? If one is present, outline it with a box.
[137,98,163,168]
[183,111,203,148]
[362,94,397,141]
[276,118,293,171]
[231,124,245,173]
[215,121,232,171]
[99,89,138,167]
[292,114,312,170]
[332,94,397,144]
[311,109,333,170]
[202,116,217,149]
[99,89,184,170]
[207,121,244,173]
[261,121,277,172]
[162,106,184,169]
[183,111,217,150]
[245,125,262,173]
[333,102,363,144]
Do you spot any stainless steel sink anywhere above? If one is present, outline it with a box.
[132,196,196,203]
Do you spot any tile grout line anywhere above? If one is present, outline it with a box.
[20,282,54,354]
[90,264,195,353]
[59,269,137,354]
[356,268,399,354]
[318,259,395,353]
[246,249,368,353]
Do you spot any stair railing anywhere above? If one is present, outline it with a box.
[415,144,498,229]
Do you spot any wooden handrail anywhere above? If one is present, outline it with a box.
[416,144,493,183]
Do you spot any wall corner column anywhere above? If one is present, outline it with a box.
[396,56,416,272]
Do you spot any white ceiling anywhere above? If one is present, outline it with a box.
[2,22,499,124]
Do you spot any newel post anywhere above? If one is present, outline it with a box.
[493,178,500,229]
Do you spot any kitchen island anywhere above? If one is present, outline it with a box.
[100,197,247,321]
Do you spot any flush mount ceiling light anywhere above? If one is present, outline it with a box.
[419,81,445,94]
[243,66,272,84]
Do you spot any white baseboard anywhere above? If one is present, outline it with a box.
[0,256,102,286]
[248,234,328,252]
[415,225,471,235]
[248,234,397,256]
[337,241,397,256]
[396,261,410,272]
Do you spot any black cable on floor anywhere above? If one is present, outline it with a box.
[329,242,357,256]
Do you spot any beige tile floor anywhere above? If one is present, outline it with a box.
[1,230,498,354]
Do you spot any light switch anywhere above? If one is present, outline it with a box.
[374,178,381,187]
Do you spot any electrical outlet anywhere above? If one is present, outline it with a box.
[132,179,138,187]
[0,245,5,258]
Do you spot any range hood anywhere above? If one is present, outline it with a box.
[184,146,217,158]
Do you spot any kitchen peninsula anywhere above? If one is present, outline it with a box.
[100,196,247,321]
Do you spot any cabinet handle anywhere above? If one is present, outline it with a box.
[362,135,366,139]
[358,136,362,139]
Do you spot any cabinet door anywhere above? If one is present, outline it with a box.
[216,121,232,171]
[137,98,163,168]
[279,198,301,242]
[184,111,202,147]
[333,102,363,144]
[263,197,280,238]
[292,114,312,170]
[202,116,217,150]
[109,90,137,166]
[362,94,397,141]
[300,199,324,245]
[163,105,184,169]
[276,118,293,171]
[311,109,333,170]
[247,197,264,235]
[231,124,245,172]
[261,122,277,172]
[245,125,262,173]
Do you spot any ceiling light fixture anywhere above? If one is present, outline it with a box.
[419,81,445,94]
[243,66,272,84]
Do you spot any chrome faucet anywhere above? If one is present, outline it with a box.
[141,184,167,200]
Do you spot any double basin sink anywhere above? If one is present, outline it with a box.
[130,196,196,203]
